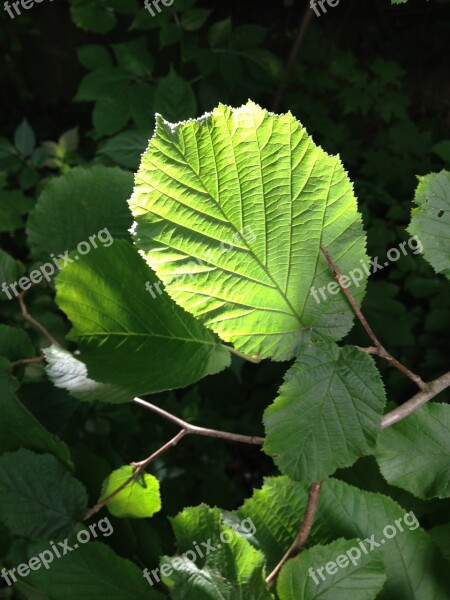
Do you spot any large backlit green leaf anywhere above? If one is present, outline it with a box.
[130,101,368,361]
[375,403,450,499]
[55,240,230,395]
[263,343,386,482]
[407,170,450,280]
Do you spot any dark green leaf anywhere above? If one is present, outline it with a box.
[0,449,87,540]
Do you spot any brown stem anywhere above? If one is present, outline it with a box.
[382,370,450,429]
[11,354,45,368]
[266,481,323,586]
[18,291,59,347]
[133,397,265,445]
[320,245,427,390]
[273,5,314,111]
[83,430,186,521]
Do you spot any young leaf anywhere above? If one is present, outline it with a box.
[375,403,450,499]
[407,170,450,280]
[263,343,386,483]
[277,538,386,600]
[130,101,368,361]
[159,504,272,599]
[55,240,230,395]
[0,449,87,541]
[100,466,161,518]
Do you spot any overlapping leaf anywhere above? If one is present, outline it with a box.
[160,504,271,599]
[55,240,230,395]
[129,101,368,361]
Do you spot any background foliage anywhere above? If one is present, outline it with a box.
[0,0,449,598]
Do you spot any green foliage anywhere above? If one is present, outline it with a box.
[263,343,386,482]
[160,505,271,598]
[1,2,449,598]
[375,403,450,499]
[28,541,164,600]
[0,449,87,540]
[277,538,386,600]
[0,359,70,463]
[27,166,133,261]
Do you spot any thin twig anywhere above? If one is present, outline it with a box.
[382,370,450,429]
[355,346,378,355]
[225,345,262,364]
[273,5,314,111]
[133,397,265,445]
[11,354,45,368]
[266,481,323,586]
[83,401,264,520]
[83,430,186,521]
[320,245,427,390]
[17,291,59,346]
